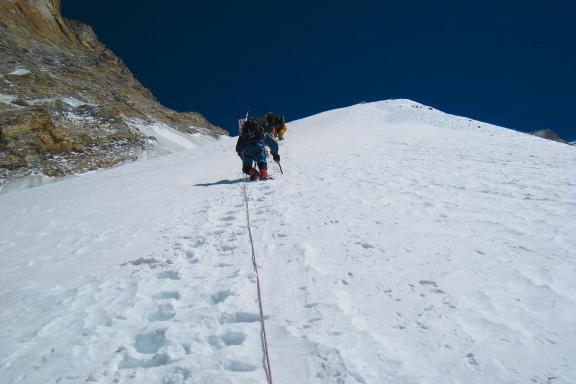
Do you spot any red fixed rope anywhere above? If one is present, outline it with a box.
[242,179,274,384]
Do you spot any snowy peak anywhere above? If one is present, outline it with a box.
[293,99,572,151]
[291,99,513,139]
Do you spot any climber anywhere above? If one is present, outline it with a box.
[265,112,288,140]
[236,117,280,181]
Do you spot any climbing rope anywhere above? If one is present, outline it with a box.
[241,177,274,384]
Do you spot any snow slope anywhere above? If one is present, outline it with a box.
[1,100,575,384]
[128,120,216,157]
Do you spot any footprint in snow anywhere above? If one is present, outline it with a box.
[225,270,241,279]
[466,353,479,366]
[225,360,256,372]
[218,244,236,253]
[119,353,171,369]
[208,331,247,348]
[220,312,262,324]
[220,331,247,346]
[157,271,180,280]
[192,237,206,247]
[147,303,176,322]
[152,291,180,300]
[211,289,233,304]
[184,249,199,264]
[123,257,160,267]
[162,367,192,383]
[216,262,234,268]
[134,329,166,354]
[356,242,375,249]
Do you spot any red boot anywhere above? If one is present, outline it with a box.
[248,167,260,181]
[259,168,269,179]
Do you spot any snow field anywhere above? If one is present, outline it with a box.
[1,100,575,383]
[0,138,269,383]
[128,120,209,155]
[263,101,575,383]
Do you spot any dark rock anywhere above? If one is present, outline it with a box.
[530,129,567,144]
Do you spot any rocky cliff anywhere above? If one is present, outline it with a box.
[0,0,226,188]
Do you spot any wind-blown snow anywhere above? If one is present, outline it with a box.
[1,100,574,384]
[128,120,215,158]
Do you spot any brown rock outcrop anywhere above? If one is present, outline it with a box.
[0,0,226,188]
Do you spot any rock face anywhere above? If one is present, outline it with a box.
[529,129,567,144]
[0,0,226,187]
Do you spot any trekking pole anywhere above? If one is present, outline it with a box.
[276,161,283,175]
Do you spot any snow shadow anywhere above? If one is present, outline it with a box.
[195,178,245,187]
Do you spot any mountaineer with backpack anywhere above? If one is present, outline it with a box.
[236,117,280,181]
[265,112,288,140]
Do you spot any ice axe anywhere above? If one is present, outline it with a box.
[276,161,283,175]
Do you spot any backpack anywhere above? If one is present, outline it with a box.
[240,118,265,142]
[274,115,285,127]
[265,113,285,131]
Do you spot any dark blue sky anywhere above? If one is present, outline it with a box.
[63,1,575,140]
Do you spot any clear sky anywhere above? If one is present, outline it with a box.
[62,1,575,140]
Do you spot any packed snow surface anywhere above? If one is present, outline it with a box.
[1,100,575,384]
